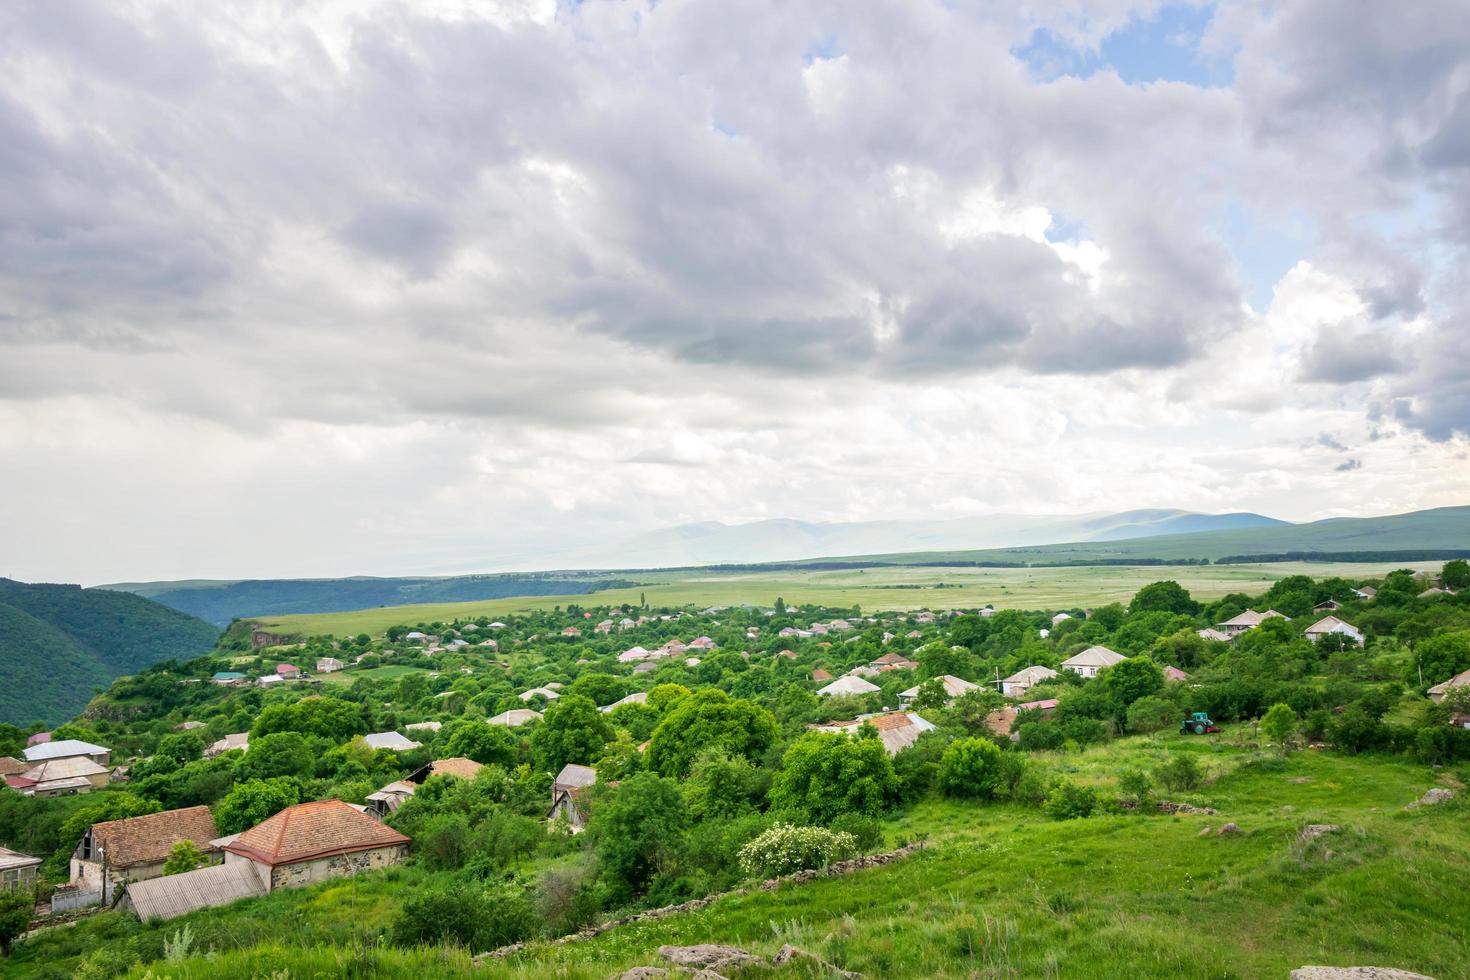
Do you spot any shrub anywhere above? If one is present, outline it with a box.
[391,881,536,951]
[1155,753,1204,792]
[1011,765,1053,806]
[937,738,1006,799]
[737,823,858,878]
[828,812,882,850]
[1044,781,1098,820]
[1117,767,1152,804]
[1126,696,1178,734]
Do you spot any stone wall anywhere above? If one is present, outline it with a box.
[269,844,408,891]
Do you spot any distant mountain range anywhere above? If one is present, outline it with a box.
[0,578,219,726]
[550,509,1289,568]
[95,506,1469,628]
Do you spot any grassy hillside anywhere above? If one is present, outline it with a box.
[0,579,219,725]
[99,573,636,627]
[816,505,1470,566]
[255,559,1439,637]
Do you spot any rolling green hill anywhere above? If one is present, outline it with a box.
[0,579,220,725]
[786,505,1470,566]
[99,573,637,628]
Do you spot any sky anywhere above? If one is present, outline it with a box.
[1,0,1468,585]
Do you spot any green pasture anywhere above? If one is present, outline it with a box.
[254,561,1439,637]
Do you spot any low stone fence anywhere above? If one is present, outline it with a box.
[50,885,106,913]
[478,840,927,963]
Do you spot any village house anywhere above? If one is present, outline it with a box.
[986,698,1059,739]
[405,721,442,734]
[632,662,658,674]
[1060,646,1126,678]
[23,738,110,767]
[0,846,41,892]
[1313,599,1343,613]
[688,636,717,650]
[222,800,410,892]
[899,674,979,704]
[915,612,937,624]
[26,731,51,747]
[1419,587,1455,599]
[275,663,302,679]
[1352,586,1377,601]
[1051,612,1072,626]
[561,626,582,637]
[258,674,284,688]
[366,757,483,817]
[1197,628,1233,643]
[1163,665,1191,683]
[519,686,561,703]
[618,645,651,663]
[316,657,344,673]
[1217,609,1289,636]
[870,652,921,671]
[1303,616,1365,647]
[0,756,27,780]
[211,671,248,686]
[548,763,599,832]
[488,708,542,727]
[175,721,207,731]
[206,732,249,758]
[811,668,833,682]
[599,692,647,713]
[810,712,935,756]
[16,755,112,796]
[1428,667,1470,703]
[817,675,881,697]
[71,806,221,901]
[362,731,422,752]
[1001,665,1058,698]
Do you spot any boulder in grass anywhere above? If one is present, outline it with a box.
[1290,968,1436,980]
[1406,788,1453,809]
[657,945,761,971]
[618,970,670,979]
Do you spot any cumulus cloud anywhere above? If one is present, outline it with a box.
[0,0,1468,582]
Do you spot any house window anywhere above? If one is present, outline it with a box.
[80,834,94,860]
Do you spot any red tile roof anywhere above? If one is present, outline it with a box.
[90,806,220,869]
[224,800,409,867]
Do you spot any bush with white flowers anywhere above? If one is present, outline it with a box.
[738,823,858,878]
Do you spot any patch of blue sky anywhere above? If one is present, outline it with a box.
[804,33,841,64]
[1015,3,1232,88]
[1219,200,1314,312]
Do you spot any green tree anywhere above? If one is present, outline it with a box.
[646,689,778,778]
[1126,695,1178,734]
[1443,560,1470,590]
[245,731,315,779]
[1102,656,1165,708]
[1044,780,1098,820]
[769,731,897,825]
[154,732,205,766]
[163,839,206,876]
[0,889,33,958]
[214,777,300,834]
[532,695,613,773]
[595,772,687,895]
[1131,581,1201,616]
[645,683,691,715]
[251,698,365,741]
[909,678,950,711]
[1260,702,1299,754]
[683,748,764,820]
[569,673,628,707]
[396,672,430,707]
[937,738,1006,799]
[1154,754,1203,793]
[1415,631,1470,685]
[444,722,519,767]
[918,644,974,680]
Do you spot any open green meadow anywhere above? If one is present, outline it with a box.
[256,561,1440,637]
[317,664,432,685]
[17,732,1454,979]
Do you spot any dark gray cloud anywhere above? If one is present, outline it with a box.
[1298,324,1408,384]
[1317,433,1347,452]
[1335,458,1361,472]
